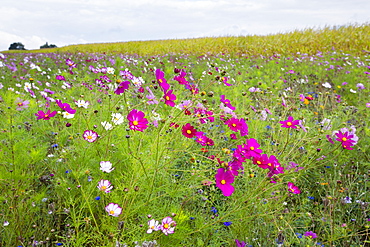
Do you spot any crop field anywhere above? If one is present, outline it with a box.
[0,24,369,246]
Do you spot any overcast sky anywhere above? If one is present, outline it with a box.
[0,0,369,51]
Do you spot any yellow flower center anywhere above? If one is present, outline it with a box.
[87,135,92,139]
[220,179,226,185]
[109,210,115,215]
[186,130,192,134]
[232,123,236,127]
[101,186,107,191]
[158,79,163,83]
[163,223,169,229]
[133,120,138,126]
[250,146,254,150]
[18,103,23,106]
[268,163,272,167]
[257,161,261,164]
[342,137,347,141]
[45,115,48,118]
[165,96,170,100]
[287,122,292,126]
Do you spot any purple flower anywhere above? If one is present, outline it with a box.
[304,231,317,239]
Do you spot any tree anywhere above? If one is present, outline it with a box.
[9,42,26,50]
[40,42,57,49]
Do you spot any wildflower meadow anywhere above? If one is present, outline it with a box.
[0,26,370,246]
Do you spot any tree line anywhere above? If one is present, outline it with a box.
[8,42,57,50]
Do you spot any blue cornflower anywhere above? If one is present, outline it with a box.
[223,221,232,226]
[211,207,218,214]
[308,196,315,200]
[95,196,101,200]
[295,233,303,238]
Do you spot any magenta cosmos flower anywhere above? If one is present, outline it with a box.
[155,69,170,92]
[220,95,236,110]
[215,168,235,197]
[114,80,130,95]
[83,130,98,142]
[279,116,300,129]
[334,129,358,150]
[225,118,242,132]
[182,123,197,138]
[105,203,122,217]
[287,182,301,194]
[160,216,176,235]
[35,109,57,120]
[163,89,176,107]
[127,109,148,132]
[56,99,76,114]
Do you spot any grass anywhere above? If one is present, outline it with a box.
[2,23,370,57]
[0,23,369,246]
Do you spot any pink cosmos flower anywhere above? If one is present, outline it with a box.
[225,118,242,132]
[127,109,148,132]
[83,130,98,142]
[195,132,208,146]
[182,123,197,138]
[35,109,57,120]
[279,116,300,129]
[287,182,301,194]
[233,138,263,162]
[220,95,236,110]
[155,69,170,92]
[56,100,76,114]
[15,98,30,111]
[215,168,235,196]
[160,217,176,235]
[163,89,176,107]
[114,80,130,95]
[225,160,244,177]
[173,70,188,85]
[105,203,122,217]
[97,179,113,193]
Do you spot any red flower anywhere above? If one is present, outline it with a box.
[127,109,148,132]
[182,123,197,138]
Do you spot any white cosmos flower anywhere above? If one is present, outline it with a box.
[105,203,122,217]
[106,67,115,74]
[111,113,124,125]
[322,82,332,88]
[100,161,115,173]
[101,121,113,130]
[75,99,89,108]
[62,112,75,119]
[97,179,113,193]
[147,219,160,233]
[350,89,357,93]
